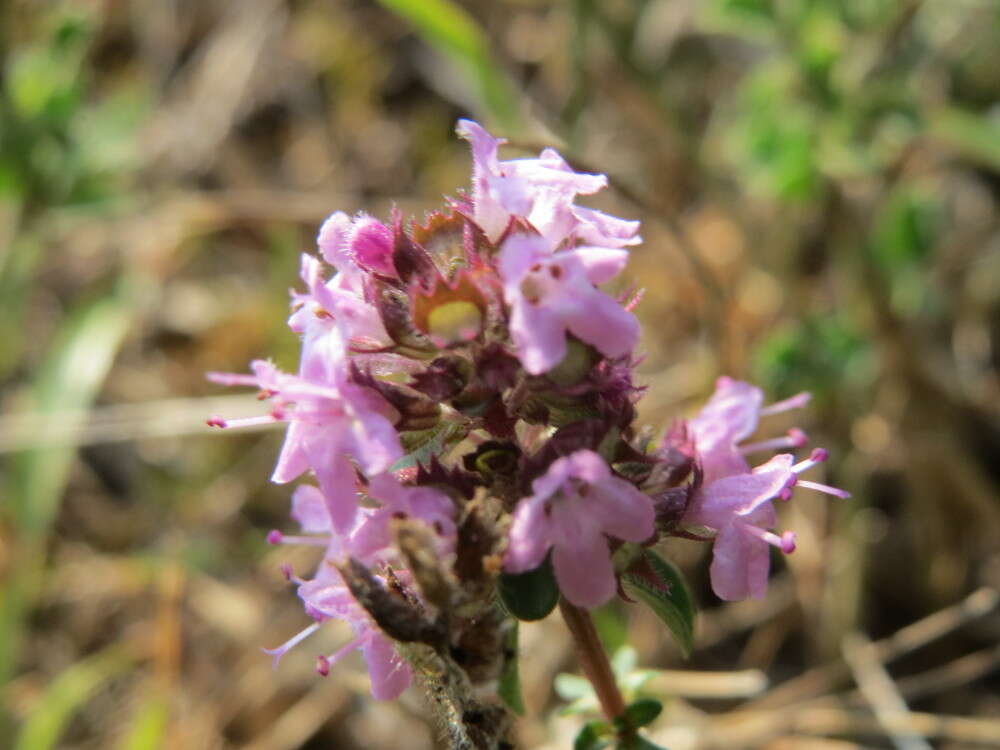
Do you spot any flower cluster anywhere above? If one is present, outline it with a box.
[209,120,847,701]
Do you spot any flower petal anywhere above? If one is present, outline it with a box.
[362,633,413,700]
[564,288,640,359]
[709,523,771,601]
[586,477,655,542]
[504,494,555,573]
[290,485,330,533]
[552,535,616,608]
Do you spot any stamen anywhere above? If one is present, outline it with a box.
[741,428,809,455]
[760,391,811,416]
[317,635,366,677]
[778,474,798,501]
[743,525,797,553]
[214,414,281,430]
[206,416,227,428]
[792,448,829,474]
[206,371,260,387]
[797,480,851,499]
[267,530,329,547]
[261,622,321,669]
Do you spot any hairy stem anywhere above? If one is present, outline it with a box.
[558,597,626,721]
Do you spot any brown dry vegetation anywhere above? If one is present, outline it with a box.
[2,1,999,748]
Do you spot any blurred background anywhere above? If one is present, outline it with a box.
[2,0,999,748]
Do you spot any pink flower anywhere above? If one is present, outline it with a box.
[499,234,640,374]
[316,210,396,279]
[683,454,798,600]
[350,473,457,561]
[689,376,810,484]
[681,378,850,600]
[504,450,654,608]
[289,251,389,351]
[262,485,413,700]
[208,355,402,532]
[683,448,850,601]
[456,119,609,243]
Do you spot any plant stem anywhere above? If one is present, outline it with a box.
[558,597,626,721]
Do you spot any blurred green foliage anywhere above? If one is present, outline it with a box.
[2,0,998,747]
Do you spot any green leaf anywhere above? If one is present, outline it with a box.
[620,699,662,730]
[616,735,669,750]
[374,0,523,133]
[574,720,613,750]
[497,620,525,715]
[14,647,133,750]
[392,420,467,471]
[621,550,696,658]
[497,554,560,621]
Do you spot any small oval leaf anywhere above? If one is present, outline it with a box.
[621,549,696,657]
[498,555,559,621]
[574,720,612,750]
[621,698,662,729]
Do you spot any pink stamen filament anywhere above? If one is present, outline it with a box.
[797,479,851,499]
[262,622,321,668]
[214,414,280,430]
[207,371,260,386]
[759,392,812,416]
[318,635,366,675]
[743,525,797,553]
[267,531,329,547]
[792,448,829,474]
[741,428,809,455]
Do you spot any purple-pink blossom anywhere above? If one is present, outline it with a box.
[499,234,640,374]
[457,119,609,243]
[262,485,413,700]
[350,472,457,561]
[683,378,850,600]
[504,450,655,608]
[207,355,402,532]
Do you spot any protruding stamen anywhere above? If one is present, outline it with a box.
[797,479,851,499]
[760,391,811,416]
[267,530,328,547]
[792,448,829,474]
[778,473,798,501]
[316,655,330,676]
[743,525,797,553]
[214,414,280,430]
[261,622,321,669]
[316,636,366,677]
[206,416,228,428]
[207,371,260,387]
[741,428,809,455]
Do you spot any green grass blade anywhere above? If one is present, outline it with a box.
[14,647,133,750]
[0,292,133,700]
[375,0,523,132]
[11,292,133,533]
[117,691,169,750]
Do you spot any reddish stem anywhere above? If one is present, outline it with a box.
[558,597,626,721]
